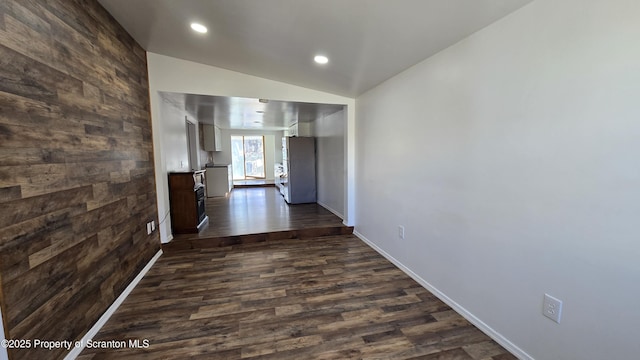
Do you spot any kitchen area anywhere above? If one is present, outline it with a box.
[200,122,234,198]
[158,92,347,242]
[203,122,317,204]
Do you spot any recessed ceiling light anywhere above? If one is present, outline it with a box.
[190,23,208,34]
[314,55,329,64]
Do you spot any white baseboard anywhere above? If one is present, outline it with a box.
[353,230,533,360]
[317,201,344,220]
[64,249,163,360]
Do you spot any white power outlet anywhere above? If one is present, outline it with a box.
[398,225,405,240]
[543,293,563,323]
[146,222,152,235]
[151,220,156,231]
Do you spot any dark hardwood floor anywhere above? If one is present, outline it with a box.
[78,188,516,359]
[167,187,350,251]
[79,235,516,360]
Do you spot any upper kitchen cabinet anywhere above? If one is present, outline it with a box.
[203,124,222,151]
[287,123,299,137]
[286,122,312,137]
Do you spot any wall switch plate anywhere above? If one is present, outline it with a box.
[398,225,405,240]
[543,293,563,323]
[146,222,152,235]
[151,220,156,231]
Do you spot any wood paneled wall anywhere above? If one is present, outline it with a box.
[0,0,160,358]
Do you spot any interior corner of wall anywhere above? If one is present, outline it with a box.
[0,306,8,360]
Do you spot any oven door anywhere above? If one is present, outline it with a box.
[195,186,206,223]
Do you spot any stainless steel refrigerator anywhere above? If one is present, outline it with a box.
[282,136,316,204]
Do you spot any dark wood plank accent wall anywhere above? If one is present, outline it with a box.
[0,0,160,359]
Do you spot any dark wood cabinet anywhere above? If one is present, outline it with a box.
[168,171,208,234]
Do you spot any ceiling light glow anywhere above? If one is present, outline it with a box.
[314,55,329,64]
[190,23,208,34]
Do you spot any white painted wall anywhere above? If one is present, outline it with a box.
[212,128,283,181]
[313,109,346,218]
[148,53,356,242]
[355,0,640,359]
[151,94,202,243]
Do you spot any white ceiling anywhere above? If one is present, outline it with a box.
[98,0,532,98]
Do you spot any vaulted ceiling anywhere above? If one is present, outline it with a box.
[99,1,532,130]
[99,0,532,98]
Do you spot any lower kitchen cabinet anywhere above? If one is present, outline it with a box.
[168,171,208,234]
[206,165,233,197]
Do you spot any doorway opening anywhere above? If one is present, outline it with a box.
[231,135,266,179]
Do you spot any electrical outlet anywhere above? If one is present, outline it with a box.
[146,222,152,235]
[151,220,156,231]
[543,293,563,323]
[398,225,405,240]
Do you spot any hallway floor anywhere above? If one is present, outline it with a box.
[79,235,516,360]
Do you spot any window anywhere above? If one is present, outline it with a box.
[231,135,265,179]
